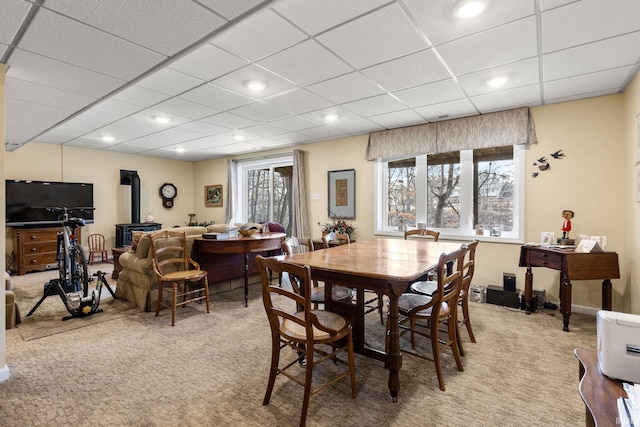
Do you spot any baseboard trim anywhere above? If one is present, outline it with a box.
[0,364,11,383]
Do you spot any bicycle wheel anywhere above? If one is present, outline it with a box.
[71,246,90,297]
[57,234,71,292]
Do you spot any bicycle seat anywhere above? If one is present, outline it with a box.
[64,218,86,227]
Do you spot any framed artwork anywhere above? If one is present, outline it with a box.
[540,231,555,246]
[205,184,223,207]
[328,169,355,219]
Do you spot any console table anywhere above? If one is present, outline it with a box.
[519,246,620,331]
[193,232,286,306]
[575,348,625,427]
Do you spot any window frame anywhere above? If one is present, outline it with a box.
[374,145,525,243]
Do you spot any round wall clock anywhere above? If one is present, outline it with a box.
[159,183,177,208]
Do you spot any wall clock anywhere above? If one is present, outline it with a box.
[159,183,177,208]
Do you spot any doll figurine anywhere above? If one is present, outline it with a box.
[561,210,574,239]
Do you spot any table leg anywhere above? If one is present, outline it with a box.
[560,272,571,332]
[385,291,402,402]
[243,253,249,307]
[602,279,612,311]
[524,266,533,314]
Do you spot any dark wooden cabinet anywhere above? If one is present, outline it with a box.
[13,226,81,276]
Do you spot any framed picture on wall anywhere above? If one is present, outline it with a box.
[205,184,223,207]
[328,169,355,219]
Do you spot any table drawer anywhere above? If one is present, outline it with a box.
[529,251,563,269]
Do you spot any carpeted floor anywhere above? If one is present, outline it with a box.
[1,267,596,426]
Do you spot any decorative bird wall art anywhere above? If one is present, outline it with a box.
[532,150,565,177]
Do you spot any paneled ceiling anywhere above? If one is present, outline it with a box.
[3,0,640,161]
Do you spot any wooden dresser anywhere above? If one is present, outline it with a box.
[13,226,81,276]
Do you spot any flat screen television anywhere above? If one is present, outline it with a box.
[5,180,94,227]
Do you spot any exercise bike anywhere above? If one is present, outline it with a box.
[26,206,116,320]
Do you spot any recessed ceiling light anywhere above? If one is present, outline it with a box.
[154,116,171,124]
[245,80,267,92]
[234,134,246,141]
[324,114,339,122]
[454,1,486,19]
[101,135,115,142]
[175,147,185,153]
[487,76,508,87]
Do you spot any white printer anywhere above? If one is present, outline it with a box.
[597,310,640,383]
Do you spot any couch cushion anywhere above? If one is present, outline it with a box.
[131,230,145,250]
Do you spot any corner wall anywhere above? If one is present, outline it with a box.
[1,63,9,382]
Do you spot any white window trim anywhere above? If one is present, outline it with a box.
[374,145,525,243]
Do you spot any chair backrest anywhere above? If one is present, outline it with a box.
[282,237,315,255]
[461,240,479,296]
[150,230,192,276]
[321,232,350,248]
[429,245,467,316]
[87,233,106,250]
[404,228,440,241]
[257,255,330,337]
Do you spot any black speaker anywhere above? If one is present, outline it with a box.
[503,272,516,292]
[486,285,519,308]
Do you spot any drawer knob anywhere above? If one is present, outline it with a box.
[31,247,37,252]
[30,235,38,240]
[30,259,38,264]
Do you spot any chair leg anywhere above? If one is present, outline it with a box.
[155,282,164,317]
[263,334,281,406]
[377,292,384,325]
[431,320,445,391]
[462,299,476,343]
[171,282,178,326]
[449,316,464,373]
[347,330,357,398]
[300,343,315,427]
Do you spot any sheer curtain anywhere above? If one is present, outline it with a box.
[291,149,309,239]
[224,159,236,224]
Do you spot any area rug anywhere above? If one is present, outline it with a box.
[11,265,142,341]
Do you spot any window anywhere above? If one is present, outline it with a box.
[236,155,293,234]
[375,145,524,242]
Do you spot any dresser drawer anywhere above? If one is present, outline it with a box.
[19,229,60,242]
[23,253,57,268]
[529,250,563,269]
[24,241,58,254]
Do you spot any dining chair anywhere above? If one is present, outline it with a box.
[410,240,479,355]
[322,233,385,324]
[404,228,440,241]
[256,255,357,427]
[87,233,109,265]
[282,237,353,307]
[150,230,210,326]
[388,244,467,391]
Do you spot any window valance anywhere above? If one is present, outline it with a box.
[366,107,537,160]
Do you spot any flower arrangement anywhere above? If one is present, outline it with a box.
[322,219,357,239]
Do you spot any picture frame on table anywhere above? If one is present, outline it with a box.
[205,184,223,207]
[328,169,355,219]
[540,231,554,246]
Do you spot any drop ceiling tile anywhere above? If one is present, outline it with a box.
[5,113,60,145]
[6,49,126,98]
[201,112,260,129]
[360,49,451,92]
[271,132,316,144]
[457,57,540,96]
[471,84,541,113]
[6,77,97,110]
[297,125,347,140]
[368,109,430,129]
[539,0,575,10]
[112,85,170,108]
[63,138,115,150]
[196,0,267,20]
[44,0,227,56]
[0,42,8,58]
[240,124,288,138]
[541,0,640,53]
[212,9,307,61]
[19,8,165,81]
[392,79,465,108]
[1,0,31,44]
[543,32,640,81]
[330,118,384,134]
[268,116,320,132]
[104,143,148,154]
[168,43,248,81]
[176,121,228,136]
[301,106,360,125]
[136,68,204,96]
[274,0,391,36]
[263,88,333,114]
[404,0,535,46]
[211,64,298,99]
[413,99,479,122]
[306,72,386,104]
[437,16,538,76]
[341,93,408,116]
[6,98,74,122]
[96,117,168,141]
[179,83,254,110]
[257,39,353,86]
[544,89,619,105]
[123,127,207,148]
[129,108,192,128]
[230,102,292,122]
[317,3,428,69]
[152,98,220,120]
[544,67,633,100]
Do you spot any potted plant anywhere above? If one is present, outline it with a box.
[322,219,357,241]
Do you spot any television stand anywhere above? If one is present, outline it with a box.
[12,226,81,276]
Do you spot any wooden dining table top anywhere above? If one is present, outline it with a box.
[285,237,463,283]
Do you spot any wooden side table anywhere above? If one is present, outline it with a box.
[112,246,131,279]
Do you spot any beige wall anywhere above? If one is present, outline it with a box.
[3,88,638,315]
[1,64,7,379]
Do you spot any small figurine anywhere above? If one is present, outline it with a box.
[561,210,574,239]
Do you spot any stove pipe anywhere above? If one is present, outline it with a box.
[120,170,141,224]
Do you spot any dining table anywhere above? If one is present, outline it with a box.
[284,237,464,401]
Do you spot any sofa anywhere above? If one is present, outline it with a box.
[115,224,266,311]
[5,271,21,329]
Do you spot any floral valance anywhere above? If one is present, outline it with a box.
[366,107,537,160]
